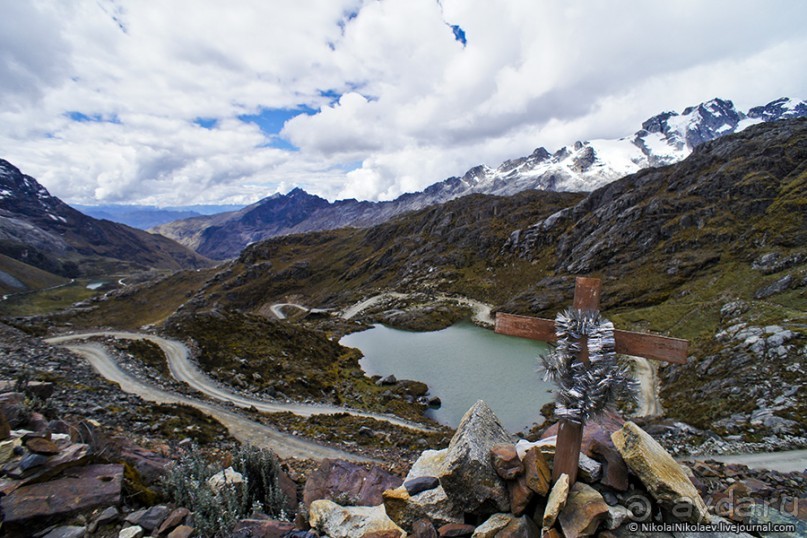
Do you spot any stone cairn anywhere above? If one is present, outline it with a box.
[307,401,783,538]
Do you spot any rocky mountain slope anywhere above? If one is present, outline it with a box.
[0,159,211,279]
[144,119,807,447]
[153,97,806,260]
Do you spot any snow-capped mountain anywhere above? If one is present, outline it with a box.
[434,97,805,196]
[153,97,805,259]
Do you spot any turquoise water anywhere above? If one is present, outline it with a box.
[340,321,555,433]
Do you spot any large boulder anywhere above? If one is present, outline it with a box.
[304,459,401,508]
[440,401,512,515]
[0,464,123,528]
[611,422,709,523]
[309,499,405,538]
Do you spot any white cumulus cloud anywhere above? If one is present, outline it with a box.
[0,0,805,205]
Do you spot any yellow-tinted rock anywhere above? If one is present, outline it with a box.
[611,421,709,523]
[542,473,570,529]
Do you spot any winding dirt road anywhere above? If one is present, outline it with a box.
[47,332,434,433]
[269,303,310,320]
[341,292,408,320]
[58,342,370,461]
[690,450,807,474]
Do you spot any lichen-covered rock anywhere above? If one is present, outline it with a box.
[612,421,709,523]
[440,401,512,515]
[557,483,609,538]
[309,499,405,538]
[577,453,603,483]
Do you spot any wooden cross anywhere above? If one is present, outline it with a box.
[495,276,689,484]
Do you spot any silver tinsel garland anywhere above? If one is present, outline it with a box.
[541,308,638,424]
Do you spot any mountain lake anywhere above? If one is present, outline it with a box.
[340,321,555,433]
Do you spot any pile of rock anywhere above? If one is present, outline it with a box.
[297,401,803,538]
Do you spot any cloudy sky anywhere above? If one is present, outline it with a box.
[1,0,805,206]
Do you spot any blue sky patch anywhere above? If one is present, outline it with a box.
[319,89,342,105]
[265,137,300,152]
[194,117,218,129]
[66,111,121,124]
[450,24,467,46]
[238,107,316,136]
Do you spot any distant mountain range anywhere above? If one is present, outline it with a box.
[0,159,211,283]
[72,204,244,230]
[152,97,806,259]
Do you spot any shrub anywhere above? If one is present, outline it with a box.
[162,445,289,537]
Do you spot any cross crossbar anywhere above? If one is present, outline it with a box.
[495,313,688,364]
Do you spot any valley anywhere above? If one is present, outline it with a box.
[9,118,805,452]
[0,111,804,538]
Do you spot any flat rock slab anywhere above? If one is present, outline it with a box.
[1,463,123,526]
[471,513,513,538]
[558,482,609,538]
[41,526,87,538]
[2,443,89,494]
[125,504,171,531]
[542,473,570,529]
[24,436,61,455]
[167,526,195,538]
[304,458,402,508]
[612,422,709,524]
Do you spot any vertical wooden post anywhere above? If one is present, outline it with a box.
[552,277,602,483]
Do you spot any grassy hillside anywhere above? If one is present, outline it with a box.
[0,253,67,296]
